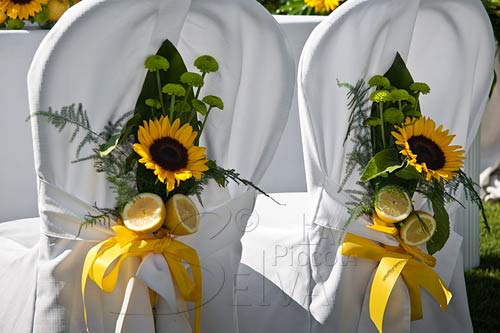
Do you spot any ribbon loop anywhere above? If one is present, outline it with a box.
[341,233,452,333]
[82,225,202,333]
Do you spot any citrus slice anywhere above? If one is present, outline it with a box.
[164,194,199,236]
[400,211,437,246]
[122,193,166,233]
[374,185,412,223]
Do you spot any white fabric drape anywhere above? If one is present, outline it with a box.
[298,0,494,332]
[0,0,294,332]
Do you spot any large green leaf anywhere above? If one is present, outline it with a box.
[134,39,194,126]
[384,52,414,91]
[133,40,193,202]
[427,187,450,254]
[360,148,405,182]
[369,53,417,154]
[395,164,422,180]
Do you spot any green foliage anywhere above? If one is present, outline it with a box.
[258,0,347,15]
[339,53,487,255]
[31,104,100,158]
[425,180,450,254]
[465,201,500,332]
[32,105,139,228]
[80,205,123,234]
[35,39,265,232]
[360,148,405,182]
[482,0,500,47]
[338,80,373,192]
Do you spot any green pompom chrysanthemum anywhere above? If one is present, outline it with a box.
[202,95,224,110]
[194,55,219,73]
[145,55,170,72]
[162,83,186,97]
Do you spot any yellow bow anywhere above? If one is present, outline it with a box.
[81,225,202,333]
[341,233,452,333]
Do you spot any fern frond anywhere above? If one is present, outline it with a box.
[338,80,372,193]
[79,205,119,235]
[31,104,103,158]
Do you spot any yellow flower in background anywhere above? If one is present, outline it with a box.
[392,117,465,182]
[133,116,208,192]
[0,11,7,24]
[305,0,341,12]
[0,0,47,20]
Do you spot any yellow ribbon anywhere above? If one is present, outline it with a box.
[81,225,202,333]
[341,233,452,333]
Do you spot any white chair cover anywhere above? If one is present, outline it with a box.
[0,0,294,332]
[298,0,494,332]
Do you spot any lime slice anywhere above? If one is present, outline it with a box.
[374,185,412,223]
[122,193,166,233]
[164,194,199,236]
[400,211,437,246]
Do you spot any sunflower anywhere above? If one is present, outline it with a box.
[391,117,465,182]
[133,116,209,192]
[0,0,47,20]
[304,0,342,13]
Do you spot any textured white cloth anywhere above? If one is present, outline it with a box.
[298,0,494,332]
[0,0,294,332]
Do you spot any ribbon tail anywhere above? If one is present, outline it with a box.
[406,262,452,313]
[404,277,423,321]
[81,239,114,331]
[164,240,203,333]
[370,256,408,333]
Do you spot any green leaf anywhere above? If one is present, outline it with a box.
[132,39,197,200]
[427,192,450,254]
[99,134,121,157]
[134,39,193,124]
[124,153,139,174]
[384,52,415,91]
[360,148,405,182]
[395,164,422,180]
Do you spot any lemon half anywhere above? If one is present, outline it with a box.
[164,194,199,236]
[374,185,412,223]
[400,211,437,246]
[122,193,166,233]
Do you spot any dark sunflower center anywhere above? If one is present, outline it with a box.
[12,0,33,4]
[408,135,445,170]
[150,137,188,171]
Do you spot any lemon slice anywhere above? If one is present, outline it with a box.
[164,194,199,236]
[122,193,166,233]
[374,185,412,223]
[400,211,437,246]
